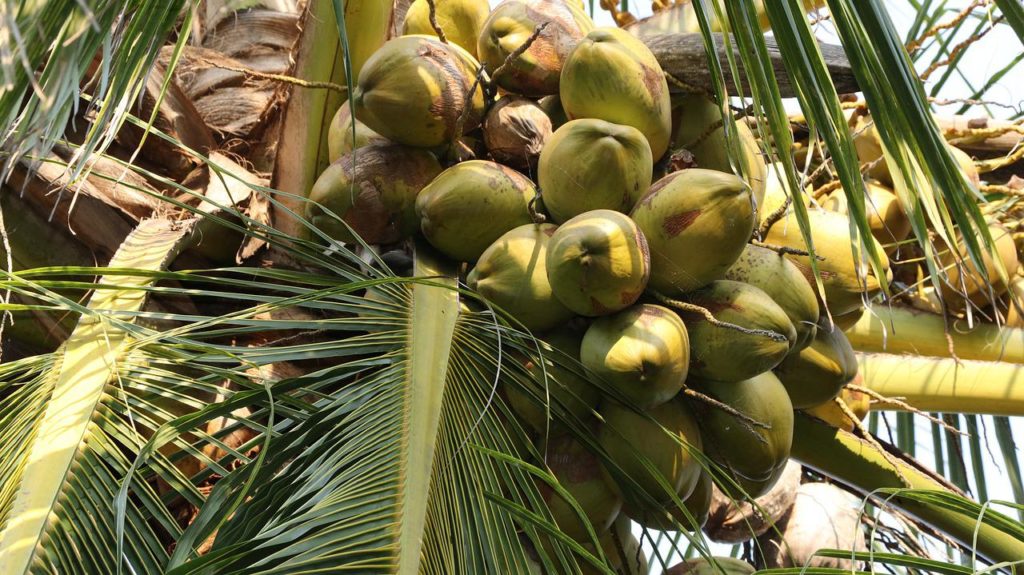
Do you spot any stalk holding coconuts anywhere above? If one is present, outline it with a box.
[632,169,755,293]
[478,0,594,96]
[580,304,688,409]
[538,119,653,223]
[415,160,538,262]
[352,35,485,148]
[467,223,574,332]
[560,27,672,158]
[306,144,442,245]
[546,210,650,316]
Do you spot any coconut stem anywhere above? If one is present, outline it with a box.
[490,22,549,83]
[748,240,820,260]
[756,194,791,238]
[845,383,968,437]
[650,291,790,343]
[527,191,547,224]
[832,396,912,488]
[425,0,448,44]
[682,387,772,439]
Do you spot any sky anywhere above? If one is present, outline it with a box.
[483,1,1023,571]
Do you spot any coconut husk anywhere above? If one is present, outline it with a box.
[703,460,801,544]
[758,482,867,569]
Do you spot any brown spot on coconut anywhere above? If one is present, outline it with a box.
[416,160,538,262]
[774,319,857,409]
[546,210,650,316]
[632,169,754,293]
[538,118,653,223]
[580,303,689,409]
[703,460,801,544]
[478,0,594,96]
[483,96,552,170]
[678,280,796,383]
[352,36,485,148]
[758,482,867,569]
[306,144,442,245]
[560,27,672,158]
[537,431,622,543]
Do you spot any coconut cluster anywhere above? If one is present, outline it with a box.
[300,0,975,566]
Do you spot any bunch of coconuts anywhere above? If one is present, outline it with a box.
[304,0,909,570]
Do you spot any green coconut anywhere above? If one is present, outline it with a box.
[725,244,819,352]
[539,94,570,129]
[582,515,646,575]
[352,35,485,148]
[546,210,651,316]
[580,304,689,409]
[561,27,672,158]
[416,160,538,262]
[477,0,594,96]
[628,468,713,532]
[538,119,653,222]
[774,320,857,409]
[306,144,442,245]
[599,396,703,511]
[538,431,622,542]
[665,557,756,575]
[764,208,890,316]
[402,0,490,58]
[327,101,388,162]
[467,223,575,332]
[821,181,912,252]
[482,96,552,170]
[631,169,755,293]
[680,280,796,383]
[505,325,600,432]
[692,371,794,498]
[671,94,767,209]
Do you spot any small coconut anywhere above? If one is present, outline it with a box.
[538,94,570,129]
[703,460,801,544]
[937,222,1020,312]
[580,304,689,409]
[327,101,388,162]
[483,96,553,170]
[538,431,622,543]
[306,144,442,245]
[821,181,911,253]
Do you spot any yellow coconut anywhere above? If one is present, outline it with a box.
[546,210,651,316]
[327,101,387,162]
[560,27,673,158]
[631,169,755,293]
[402,0,490,58]
[477,0,594,96]
[1007,271,1024,327]
[774,320,857,409]
[821,181,912,252]
[352,35,485,148]
[580,304,689,409]
[467,223,575,332]
[937,222,1020,312]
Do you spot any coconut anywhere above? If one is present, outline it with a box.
[505,325,600,432]
[665,557,755,575]
[759,482,867,569]
[467,223,575,332]
[482,96,552,170]
[538,119,653,223]
[560,27,672,158]
[580,304,689,408]
[679,280,796,383]
[803,381,871,432]
[703,460,801,544]
[937,222,1020,312]
[538,94,570,129]
[546,210,651,316]
[774,320,857,409]
[691,371,794,498]
[764,208,890,316]
[327,101,388,162]
[306,144,442,245]
[671,94,767,209]
[600,396,703,511]
[582,515,646,575]
[352,36,485,148]
[631,169,755,293]
[821,181,911,252]
[628,468,713,532]
[477,0,594,96]
[725,244,820,352]
[539,431,622,543]
[1007,271,1024,327]
[416,160,538,262]
[402,0,490,58]
[833,307,864,331]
